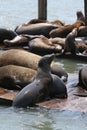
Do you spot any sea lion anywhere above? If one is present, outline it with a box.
[4,35,29,47]
[15,23,58,38]
[78,66,87,90]
[4,34,42,47]
[13,54,55,107]
[49,20,84,38]
[50,74,67,98]
[4,34,62,55]
[0,49,68,80]
[0,28,17,44]
[0,65,36,90]
[28,36,62,55]
[76,11,85,23]
[63,28,78,55]
[78,26,87,37]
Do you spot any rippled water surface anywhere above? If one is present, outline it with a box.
[0,0,86,130]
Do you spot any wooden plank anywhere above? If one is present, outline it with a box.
[0,88,18,105]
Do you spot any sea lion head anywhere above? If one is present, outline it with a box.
[76,10,85,23]
[38,54,55,69]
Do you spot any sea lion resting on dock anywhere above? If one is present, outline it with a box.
[0,65,36,90]
[0,28,17,44]
[59,27,87,55]
[49,20,84,38]
[13,54,67,108]
[15,18,64,29]
[15,23,58,38]
[73,66,87,97]
[78,66,87,90]
[0,49,68,81]
[4,35,62,55]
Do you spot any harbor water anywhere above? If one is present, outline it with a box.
[0,0,87,130]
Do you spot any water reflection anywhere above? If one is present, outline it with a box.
[0,106,87,130]
[55,58,87,73]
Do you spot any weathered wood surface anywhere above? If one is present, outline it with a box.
[0,73,87,112]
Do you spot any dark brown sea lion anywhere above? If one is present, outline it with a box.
[0,49,68,80]
[76,11,85,23]
[15,18,64,29]
[15,23,58,38]
[0,28,17,44]
[49,20,84,38]
[78,66,87,90]
[63,28,78,55]
[13,54,68,107]
[78,26,87,37]
[0,65,36,90]
[50,74,67,98]
[13,54,55,107]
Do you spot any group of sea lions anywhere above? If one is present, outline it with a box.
[0,49,68,107]
[0,10,87,107]
[0,11,87,56]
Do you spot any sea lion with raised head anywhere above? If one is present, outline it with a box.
[63,28,78,55]
[49,20,84,38]
[13,54,55,107]
[76,11,85,23]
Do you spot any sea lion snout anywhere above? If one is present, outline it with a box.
[38,53,55,67]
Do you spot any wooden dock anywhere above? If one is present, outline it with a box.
[0,73,87,113]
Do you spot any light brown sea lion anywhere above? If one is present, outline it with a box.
[49,37,65,48]
[0,49,68,81]
[0,65,36,90]
[4,35,29,47]
[4,35,62,55]
[75,41,87,54]
[50,37,87,54]
[15,23,58,38]
[4,34,42,47]
[49,20,84,38]
[28,36,62,55]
